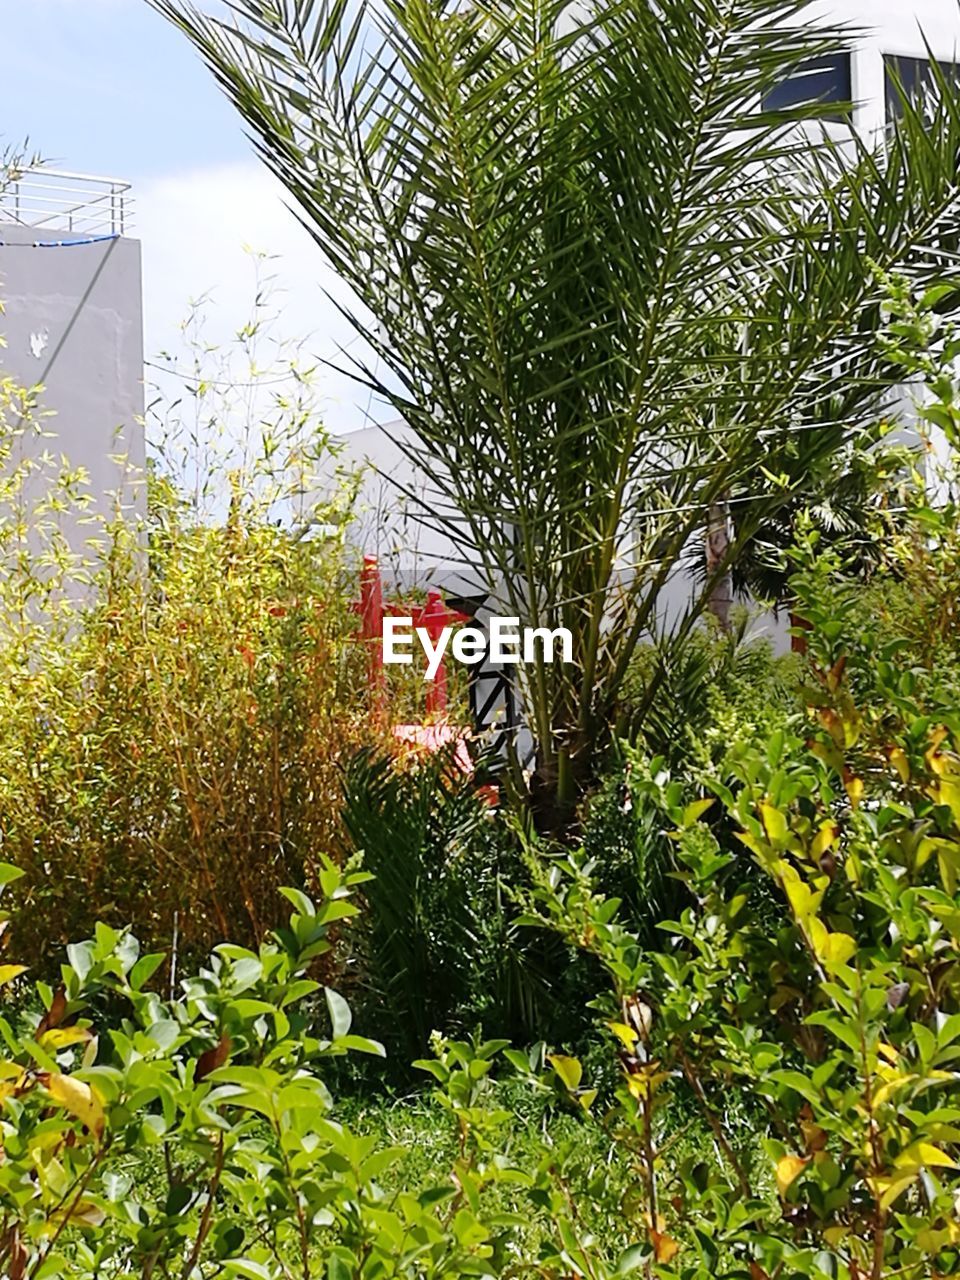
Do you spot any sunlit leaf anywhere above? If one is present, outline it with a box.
[776,1154,809,1196]
[38,1072,105,1141]
[548,1054,583,1092]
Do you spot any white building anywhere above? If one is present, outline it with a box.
[798,0,960,137]
[0,170,146,541]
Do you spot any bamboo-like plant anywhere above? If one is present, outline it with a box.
[148,0,960,824]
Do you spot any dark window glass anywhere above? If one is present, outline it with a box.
[884,55,960,121]
[762,53,852,122]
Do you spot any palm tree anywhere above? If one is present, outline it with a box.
[148,0,960,827]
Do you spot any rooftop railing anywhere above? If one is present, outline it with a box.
[0,169,133,237]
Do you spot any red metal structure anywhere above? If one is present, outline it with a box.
[353,557,496,801]
[352,557,469,718]
[353,555,387,717]
[409,590,470,715]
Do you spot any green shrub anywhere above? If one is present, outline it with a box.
[0,302,384,973]
[620,617,799,774]
[0,859,664,1280]
[522,536,960,1279]
[12,468,960,1279]
[583,622,799,943]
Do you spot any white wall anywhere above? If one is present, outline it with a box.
[332,422,476,592]
[803,0,960,133]
[0,227,146,534]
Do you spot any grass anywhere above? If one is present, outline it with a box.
[332,1074,771,1265]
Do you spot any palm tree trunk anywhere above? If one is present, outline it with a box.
[706,501,733,629]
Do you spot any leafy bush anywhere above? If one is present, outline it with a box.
[521,533,960,1278]
[20,542,960,1277]
[0,857,674,1280]
[583,622,799,943]
[621,616,799,773]
[0,857,388,1279]
[0,303,383,972]
[12,457,960,1279]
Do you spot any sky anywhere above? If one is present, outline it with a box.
[0,0,378,432]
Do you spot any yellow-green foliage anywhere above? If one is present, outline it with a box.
[523,531,960,1279]
[0,352,382,972]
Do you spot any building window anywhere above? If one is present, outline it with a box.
[762,53,852,122]
[884,55,960,122]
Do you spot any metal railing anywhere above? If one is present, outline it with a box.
[0,169,133,237]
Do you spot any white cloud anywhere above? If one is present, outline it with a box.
[134,161,382,432]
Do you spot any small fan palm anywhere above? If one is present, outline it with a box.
[689,433,918,612]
